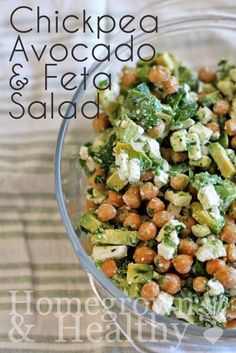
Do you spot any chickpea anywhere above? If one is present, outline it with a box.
[221,223,236,244]
[226,319,236,329]
[213,100,230,116]
[86,199,97,211]
[123,185,141,209]
[231,136,236,150]
[170,174,189,191]
[96,203,117,222]
[225,119,236,136]
[159,273,181,294]
[123,212,142,230]
[224,215,235,224]
[180,217,196,238]
[187,185,198,197]
[101,259,118,277]
[148,120,165,138]
[153,210,174,228]
[115,206,131,224]
[121,67,137,88]
[147,197,165,217]
[138,222,157,241]
[107,190,124,208]
[154,254,171,273]
[172,255,194,274]
[207,122,220,134]
[148,65,171,84]
[229,201,236,219]
[226,244,236,263]
[227,297,236,319]
[215,265,236,288]
[161,148,172,163]
[198,91,206,102]
[162,76,179,94]
[133,246,156,264]
[92,112,110,132]
[140,182,158,201]
[198,67,216,83]
[179,239,198,256]
[171,151,188,163]
[141,170,154,182]
[193,276,208,293]
[141,281,160,303]
[88,169,106,189]
[206,259,226,275]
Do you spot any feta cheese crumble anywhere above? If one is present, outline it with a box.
[152,292,174,315]
[197,185,220,210]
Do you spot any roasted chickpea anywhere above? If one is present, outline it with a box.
[215,266,236,288]
[227,297,236,319]
[107,190,124,208]
[206,259,226,275]
[96,203,117,222]
[153,210,174,228]
[229,201,236,219]
[179,239,198,256]
[226,244,236,263]
[180,217,196,238]
[207,122,220,134]
[141,281,160,303]
[148,65,171,84]
[171,151,188,163]
[133,246,156,264]
[123,212,142,230]
[120,67,137,88]
[224,215,235,224]
[198,67,216,83]
[138,222,157,241]
[101,259,118,277]
[147,197,165,217]
[193,276,208,293]
[161,148,172,163]
[123,185,141,209]
[221,223,236,244]
[231,136,236,150]
[162,76,179,94]
[115,206,131,224]
[159,273,181,294]
[225,119,236,136]
[213,100,230,116]
[170,174,189,191]
[148,121,165,138]
[92,112,110,132]
[141,170,154,181]
[86,199,97,211]
[226,319,236,329]
[140,182,158,200]
[187,185,198,197]
[172,255,194,274]
[154,254,171,273]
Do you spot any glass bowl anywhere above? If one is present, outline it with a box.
[55,1,236,351]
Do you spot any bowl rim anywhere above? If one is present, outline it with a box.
[55,13,236,340]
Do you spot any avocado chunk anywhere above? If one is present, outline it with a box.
[106,171,128,191]
[90,229,139,247]
[79,213,101,232]
[191,202,225,234]
[208,142,236,179]
[116,116,144,143]
[127,263,153,284]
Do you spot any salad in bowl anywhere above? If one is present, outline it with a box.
[78,52,236,329]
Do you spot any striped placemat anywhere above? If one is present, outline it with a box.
[0,129,135,352]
